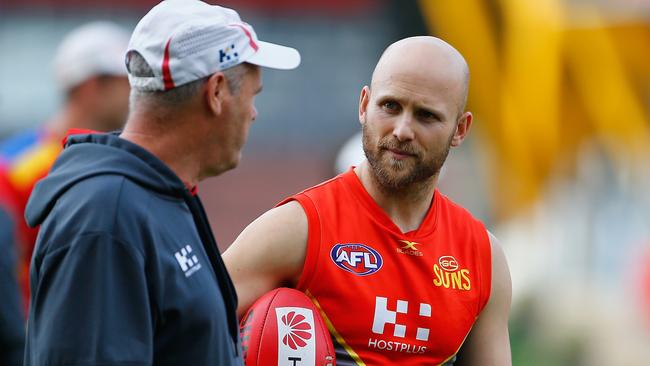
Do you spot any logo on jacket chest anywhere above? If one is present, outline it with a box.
[174,244,202,277]
[330,243,383,276]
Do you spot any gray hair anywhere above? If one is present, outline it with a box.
[127,51,248,111]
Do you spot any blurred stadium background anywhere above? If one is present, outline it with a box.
[2,0,649,364]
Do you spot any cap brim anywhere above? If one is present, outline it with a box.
[246,40,301,70]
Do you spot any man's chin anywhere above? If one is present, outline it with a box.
[380,156,416,172]
[373,162,439,190]
[374,167,416,189]
[205,155,241,178]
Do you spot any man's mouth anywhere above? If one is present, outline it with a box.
[385,148,416,159]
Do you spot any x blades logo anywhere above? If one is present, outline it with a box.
[400,240,419,250]
[396,240,423,257]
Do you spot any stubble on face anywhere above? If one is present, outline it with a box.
[361,116,454,194]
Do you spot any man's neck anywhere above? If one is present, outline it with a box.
[120,115,203,188]
[355,162,437,233]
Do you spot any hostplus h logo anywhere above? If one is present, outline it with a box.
[368,296,431,354]
[175,245,202,277]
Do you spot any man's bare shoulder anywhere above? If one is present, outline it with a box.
[456,231,512,366]
[224,200,309,315]
[236,200,306,245]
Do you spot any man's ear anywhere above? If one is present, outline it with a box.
[358,86,370,126]
[451,111,473,147]
[205,72,228,115]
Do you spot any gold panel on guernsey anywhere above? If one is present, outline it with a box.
[432,264,471,291]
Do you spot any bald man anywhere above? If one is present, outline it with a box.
[224,36,511,365]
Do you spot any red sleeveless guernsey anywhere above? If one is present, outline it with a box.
[278,169,492,365]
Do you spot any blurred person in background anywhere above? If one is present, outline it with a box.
[0,21,130,365]
[0,20,130,306]
[22,1,300,365]
[0,174,23,365]
[225,36,511,365]
[334,130,364,175]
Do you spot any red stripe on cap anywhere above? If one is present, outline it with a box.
[162,38,175,90]
[231,23,258,51]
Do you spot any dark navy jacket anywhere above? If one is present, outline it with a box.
[24,133,242,365]
[0,207,25,366]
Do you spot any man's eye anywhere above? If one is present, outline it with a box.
[382,101,398,110]
[419,111,434,119]
[417,110,440,121]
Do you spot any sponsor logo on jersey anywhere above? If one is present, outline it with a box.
[330,243,383,276]
[433,255,471,291]
[276,307,316,365]
[396,240,423,257]
[367,296,429,354]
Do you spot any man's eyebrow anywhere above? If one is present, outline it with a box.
[415,104,445,120]
[375,94,405,104]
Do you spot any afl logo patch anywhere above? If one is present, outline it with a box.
[330,243,383,276]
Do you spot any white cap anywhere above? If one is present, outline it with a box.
[126,0,301,91]
[54,21,130,91]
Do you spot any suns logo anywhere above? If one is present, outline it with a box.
[330,243,383,276]
[280,311,313,350]
[433,255,471,291]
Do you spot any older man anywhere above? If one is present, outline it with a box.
[224,36,511,365]
[23,1,300,365]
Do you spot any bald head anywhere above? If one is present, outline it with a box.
[371,36,470,115]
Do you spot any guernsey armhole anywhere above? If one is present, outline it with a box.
[288,195,321,291]
[478,228,493,314]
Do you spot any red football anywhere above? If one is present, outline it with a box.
[240,288,336,366]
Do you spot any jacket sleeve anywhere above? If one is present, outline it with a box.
[27,232,152,366]
[0,207,25,366]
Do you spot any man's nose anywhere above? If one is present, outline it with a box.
[392,113,415,141]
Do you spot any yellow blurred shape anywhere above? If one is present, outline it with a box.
[419,0,650,219]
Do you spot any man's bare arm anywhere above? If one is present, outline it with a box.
[223,201,308,317]
[457,232,512,366]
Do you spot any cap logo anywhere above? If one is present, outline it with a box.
[219,43,240,68]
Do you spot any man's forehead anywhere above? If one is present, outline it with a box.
[374,37,468,77]
[372,73,459,101]
[370,37,469,106]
